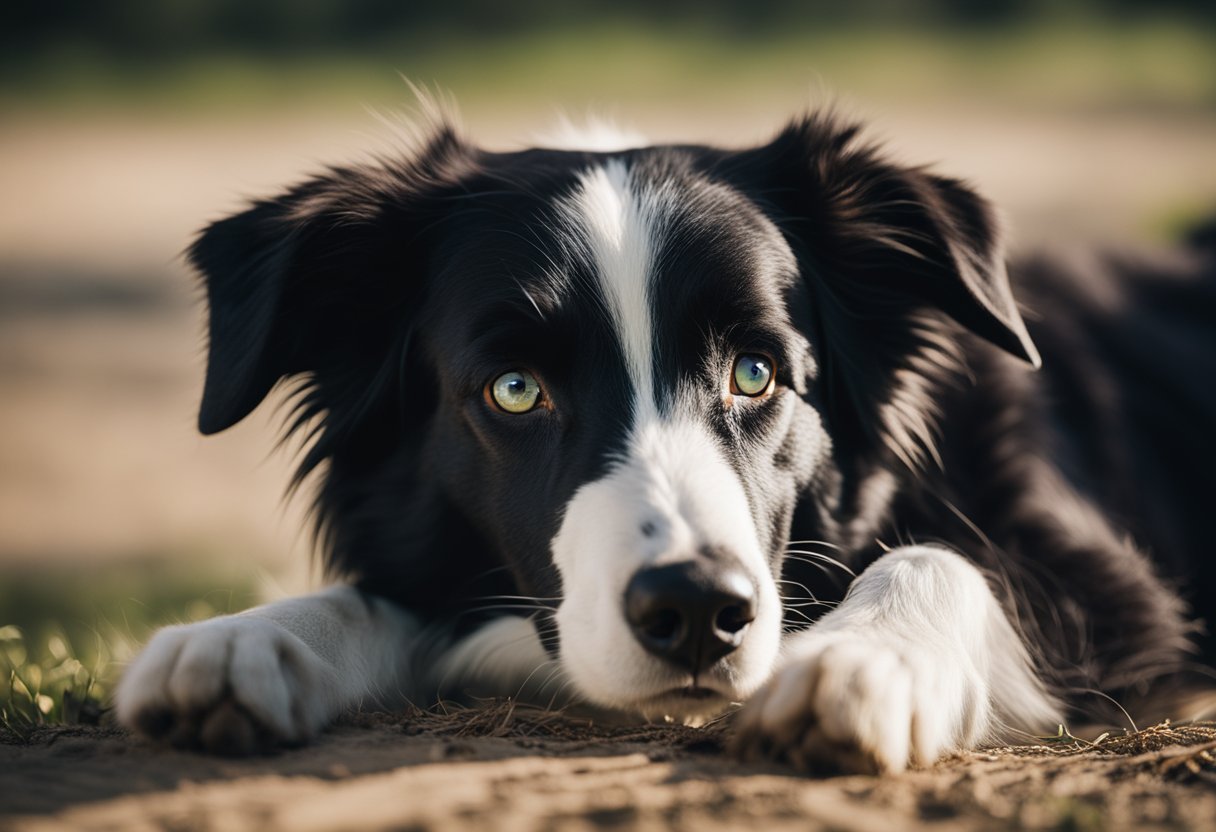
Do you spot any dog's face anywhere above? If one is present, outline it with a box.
[189,115,1037,718]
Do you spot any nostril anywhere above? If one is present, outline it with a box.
[643,608,682,642]
[714,603,753,636]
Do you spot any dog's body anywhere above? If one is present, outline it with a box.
[115,112,1216,771]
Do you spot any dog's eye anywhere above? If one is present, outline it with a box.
[731,354,774,397]
[488,370,542,413]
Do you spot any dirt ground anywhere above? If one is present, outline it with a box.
[2,707,1215,831]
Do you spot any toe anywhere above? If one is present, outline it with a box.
[199,700,262,756]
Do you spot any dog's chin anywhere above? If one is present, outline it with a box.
[622,682,739,722]
[562,660,743,722]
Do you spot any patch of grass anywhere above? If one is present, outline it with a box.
[1,624,107,737]
[2,20,1214,117]
[0,565,257,735]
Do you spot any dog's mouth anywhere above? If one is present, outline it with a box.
[629,682,735,720]
[668,685,720,700]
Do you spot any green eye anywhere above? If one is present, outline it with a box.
[489,370,542,413]
[732,354,774,397]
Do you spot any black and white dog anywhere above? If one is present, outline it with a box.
[115,110,1216,772]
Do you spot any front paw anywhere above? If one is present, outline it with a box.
[114,616,340,755]
[733,636,984,774]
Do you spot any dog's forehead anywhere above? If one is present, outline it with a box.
[429,148,798,326]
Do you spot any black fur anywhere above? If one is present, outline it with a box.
[189,112,1216,723]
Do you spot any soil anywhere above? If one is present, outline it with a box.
[3,706,1215,831]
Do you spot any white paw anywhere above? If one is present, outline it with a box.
[115,616,341,754]
[733,634,987,773]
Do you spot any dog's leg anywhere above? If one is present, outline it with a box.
[734,545,1061,773]
[114,586,417,754]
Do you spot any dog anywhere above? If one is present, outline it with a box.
[114,108,1216,772]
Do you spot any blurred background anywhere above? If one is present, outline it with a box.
[2,0,1214,724]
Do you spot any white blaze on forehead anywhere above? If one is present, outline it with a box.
[563,160,673,419]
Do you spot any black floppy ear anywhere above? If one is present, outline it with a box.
[189,190,312,435]
[188,130,467,435]
[742,115,1039,367]
[189,172,387,435]
[887,169,1040,367]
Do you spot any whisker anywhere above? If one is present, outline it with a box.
[469,594,563,603]
[534,664,568,698]
[466,564,515,583]
[783,556,848,583]
[781,599,838,609]
[776,578,818,596]
[545,678,579,711]
[785,539,845,550]
[783,607,818,625]
[457,605,550,617]
[513,659,560,700]
[783,549,856,578]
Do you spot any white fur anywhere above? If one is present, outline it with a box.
[548,163,782,717]
[536,115,648,152]
[562,160,669,419]
[433,615,567,704]
[115,586,417,744]
[551,409,782,715]
[737,546,1062,772]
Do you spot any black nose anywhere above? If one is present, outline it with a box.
[624,562,756,674]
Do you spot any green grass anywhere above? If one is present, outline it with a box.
[0,565,257,736]
[1,624,103,732]
[3,20,1214,117]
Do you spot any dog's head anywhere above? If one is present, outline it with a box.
[190,113,1036,717]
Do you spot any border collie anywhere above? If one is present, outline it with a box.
[115,109,1216,772]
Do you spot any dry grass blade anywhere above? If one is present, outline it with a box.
[981,721,1216,783]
